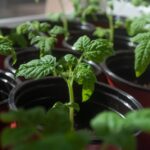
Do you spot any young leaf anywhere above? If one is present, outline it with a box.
[73,35,113,63]
[74,63,96,102]
[28,32,39,40]
[131,32,150,77]
[39,22,50,32]
[84,39,113,63]
[17,22,30,34]
[31,36,57,57]
[0,36,16,64]
[73,35,91,52]
[49,25,65,37]
[8,30,28,48]
[17,21,50,37]
[29,21,41,31]
[93,27,110,38]
[16,55,56,79]
[47,12,63,22]
[17,21,40,34]
[71,0,100,23]
[58,54,78,71]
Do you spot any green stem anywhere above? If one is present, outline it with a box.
[106,0,114,45]
[58,0,69,38]
[53,68,57,76]
[78,55,84,64]
[107,13,114,44]
[81,0,89,23]
[67,79,75,131]
[81,11,86,23]
[65,55,84,131]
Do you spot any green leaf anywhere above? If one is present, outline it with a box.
[0,106,89,150]
[88,0,100,3]
[128,15,150,36]
[65,131,90,150]
[125,109,150,133]
[31,36,57,57]
[16,55,56,79]
[81,5,99,22]
[90,109,150,150]
[71,0,82,17]
[115,18,124,28]
[28,32,39,40]
[17,21,41,34]
[47,12,63,22]
[84,39,114,63]
[73,35,91,52]
[74,63,96,102]
[30,21,41,31]
[84,5,99,15]
[73,36,113,63]
[82,82,94,102]
[58,54,78,71]
[45,102,70,134]
[0,36,16,64]
[1,127,36,148]
[39,22,50,32]
[131,32,150,43]
[131,32,150,77]
[13,131,90,150]
[65,102,80,112]
[17,22,30,34]
[49,25,65,36]
[0,111,17,123]
[116,135,136,150]
[20,107,45,126]
[71,0,100,22]
[0,107,46,126]
[93,27,110,38]
[91,112,123,137]
[17,21,50,37]
[90,111,136,150]
[8,30,28,48]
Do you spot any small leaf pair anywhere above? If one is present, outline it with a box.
[91,109,150,150]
